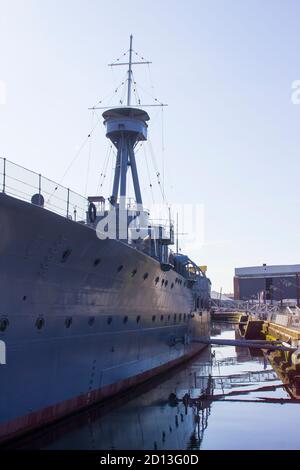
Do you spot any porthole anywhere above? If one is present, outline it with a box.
[152,315,156,322]
[0,318,9,332]
[107,317,113,325]
[94,258,101,267]
[117,265,124,273]
[161,279,165,286]
[155,276,160,284]
[143,272,149,280]
[123,316,128,324]
[136,315,141,323]
[65,317,72,329]
[61,248,72,263]
[131,268,137,277]
[36,317,45,330]
[88,316,95,326]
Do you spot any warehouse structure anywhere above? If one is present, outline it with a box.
[234,264,300,304]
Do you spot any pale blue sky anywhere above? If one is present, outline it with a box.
[1,0,300,292]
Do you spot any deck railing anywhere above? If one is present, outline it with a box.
[0,157,176,248]
[0,157,89,222]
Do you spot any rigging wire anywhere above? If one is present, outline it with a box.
[161,106,165,194]
[131,72,142,106]
[46,113,104,204]
[84,110,95,198]
[91,73,128,108]
[147,62,155,91]
[110,49,130,66]
[131,80,164,106]
[119,78,127,105]
[52,45,166,209]
[147,139,168,205]
[142,144,155,205]
[132,49,146,60]
[96,144,113,195]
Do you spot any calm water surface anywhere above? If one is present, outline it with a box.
[18,324,300,450]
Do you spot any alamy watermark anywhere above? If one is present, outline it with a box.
[94,199,205,247]
[0,340,6,365]
[291,80,300,104]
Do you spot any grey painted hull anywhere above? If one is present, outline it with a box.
[0,194,210,443]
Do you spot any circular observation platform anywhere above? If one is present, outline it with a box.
[102,107,150,142]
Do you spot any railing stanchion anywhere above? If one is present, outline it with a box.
[38,174,42,196]
[3,158,6,193]
[67,189,70,218]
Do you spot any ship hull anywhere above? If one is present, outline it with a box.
[0,194,210,443]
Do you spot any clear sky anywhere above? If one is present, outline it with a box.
[1,0,300,292]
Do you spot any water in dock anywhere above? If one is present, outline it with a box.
[14,324,300,450]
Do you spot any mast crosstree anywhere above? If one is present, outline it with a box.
[108,34,152,107]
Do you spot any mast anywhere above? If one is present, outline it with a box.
[102,36,152,208]
[92,37,167,210]
[127,35,133,106]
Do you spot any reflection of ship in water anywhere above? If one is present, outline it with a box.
[266,350,300,400]
[17,349,213,451]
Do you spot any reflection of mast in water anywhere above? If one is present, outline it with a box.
[170,372,214,450]
[187,400,212,450]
